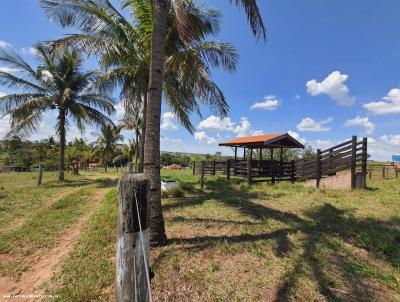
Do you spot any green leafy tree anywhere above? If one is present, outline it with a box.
[0,43,115,180]
[94,125,124,172]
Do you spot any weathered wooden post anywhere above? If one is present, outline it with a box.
[200,161,205,190]
[369,168,372,179]
[212,160,216,176]
[247,158,252,185]
[291,160,295,183]
[316,149,321,188]
[382,167,385,179]
[192,161,196,175]
[116,174,151,302]
[350,136,357,189]
[395,168,399,178]
[226,159,231,181]
[127,162,133,173]
[37,164,43,186]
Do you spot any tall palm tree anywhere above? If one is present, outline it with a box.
[93,124,123,172]
[145,0,265,245]
[0,43,115,181]
[41,0,239,245]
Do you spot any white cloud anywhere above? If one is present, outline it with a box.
[306,71,355,106]
[287,130,306,145]
[161,135,183,144]
[250,95,280,111]
[161,111,178,131]
[21,47,38,55]
[314,139,333,149]
[344,116,375,135]
[194,131,217,144]
[293,95,301,101]
[251,130,264,136]
[0,40,12,48]
[380,134,400,146]
[197,115,235,131]
[0,92,6,97]
[114,102,125,119]
[233,117,252,137]
[363,88,400,115]
[0,66,20,73]
[296,117,333,132]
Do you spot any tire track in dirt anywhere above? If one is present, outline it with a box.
[0,187,111,298]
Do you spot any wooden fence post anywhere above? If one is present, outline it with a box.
[226,160,231,181]
[316,149,321,188]
[396,168,398,178]
[116,174,151,302]
[37,164,43,186]
[350,136,357,189]
[291,160,295,183]
[382,167,385,179]
[192,161,196,175]
[212,160,216,176]
[247,158,252,185]
[200,161,205,190]
[369,168,372,179]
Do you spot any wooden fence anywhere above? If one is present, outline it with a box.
[368,165,399,179]
[193,136,369,189]
[295,136,367,188]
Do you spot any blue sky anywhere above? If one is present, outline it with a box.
[1,0,400,160]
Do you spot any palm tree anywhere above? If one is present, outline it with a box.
[0,43,115,181]
[41,0,239,245]
[145,0,265,245]
[93,125,123,172]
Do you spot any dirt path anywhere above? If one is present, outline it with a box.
[0,188,110,300]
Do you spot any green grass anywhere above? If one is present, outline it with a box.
[46,189,117,302]
[2,169,400,301]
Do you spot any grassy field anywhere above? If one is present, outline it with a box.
[1,169,399,301]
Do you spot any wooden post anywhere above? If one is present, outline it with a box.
[350,136,357,189]
[291,160,295,183]
[382,167,385,179]
[226,159,231,180]
[259,147,262,176]
[37,164,43,186]
[270,148,275,184]
[247,158,252,185]
[396,168,398,178]
[243,148,246,160]
[234,147,237,176]
[200,161,205,190]
[127,162,133,173]
[212,160,216,176]
[116,174,151,302]
[316,149,321,188]
[192,161,196,175]
[369,169,372,179]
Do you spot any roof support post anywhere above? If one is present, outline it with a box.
[270,148,275,184]
[243,148,246,160]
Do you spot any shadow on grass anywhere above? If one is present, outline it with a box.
[162,177,400,301]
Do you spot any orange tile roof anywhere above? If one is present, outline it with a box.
[220,133,286,146]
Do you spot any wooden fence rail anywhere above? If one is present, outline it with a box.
[193,136,369,189]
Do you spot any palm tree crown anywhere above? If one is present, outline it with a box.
[0,43,115,180]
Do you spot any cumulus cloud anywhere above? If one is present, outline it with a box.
[21,47,38,55]
[380,134,400,146]
[0,40,12,48]
[287,130,306,145]
[194,131,217,144]
[250,95,280,110]
[161,135,183,144]
[306,71,355,106]
[197,115,235,131]
[161,111,178,131]
[363,87,400,115]
[296,117,333,132]
[344,116,375,135]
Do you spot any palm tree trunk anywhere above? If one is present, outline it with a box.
[144,0,169,246]
[139,89,147,173]
[135,129,140,173]
[58,110,66,181]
